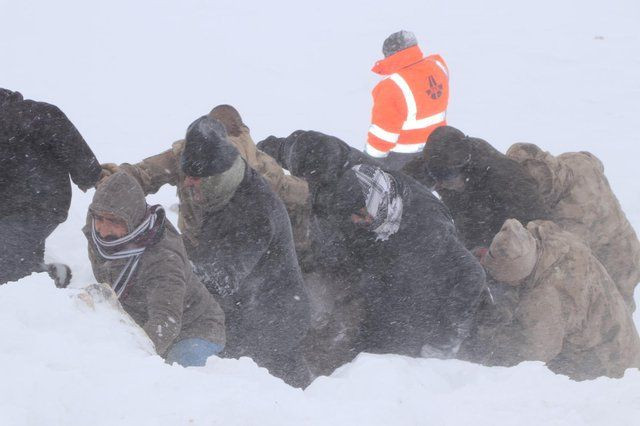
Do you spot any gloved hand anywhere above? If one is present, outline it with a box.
[37,263,72,288]
[95,163,119,187]
[101,163,120,174]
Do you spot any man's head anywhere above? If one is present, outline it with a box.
[424,126,471,192]
[333,164,403,241]
[92,211,128,240]
[181,116,239,178]
[90,172,147,238]
[208,104,246,137]
[382,30,418,57]
[482,219,538,285]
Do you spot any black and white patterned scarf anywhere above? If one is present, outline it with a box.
[352,164,404,241]
[91,205,165,298]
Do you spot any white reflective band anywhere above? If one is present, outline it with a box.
[389,73,418,123]
[392,142,425,154]
[368,124,399,143]
[434,60,449,78]
[388,73,446,131]
[402,111,446,130]
[365,142,389,158]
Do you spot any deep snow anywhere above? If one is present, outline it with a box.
[1,0,640,424]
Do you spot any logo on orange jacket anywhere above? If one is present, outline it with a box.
[427,76,443,100]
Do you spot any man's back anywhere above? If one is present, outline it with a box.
[0,89,100,222]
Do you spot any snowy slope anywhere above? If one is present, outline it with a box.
[2,275,640,426]
[1,0,640,424]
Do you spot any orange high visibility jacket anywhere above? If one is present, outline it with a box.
[366,45,449,158]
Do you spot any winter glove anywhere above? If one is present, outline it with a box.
[37,262,72,288]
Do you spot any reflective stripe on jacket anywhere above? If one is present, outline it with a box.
[366,45,449,158]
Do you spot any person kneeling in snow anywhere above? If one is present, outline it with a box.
[105,116,311,387]
[506,143,640,312]
[460,219,640,380]
[402,126,549,251]
[84,172,226,367]
[259,130,486,360]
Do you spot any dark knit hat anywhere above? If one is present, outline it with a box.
[181,116,239,177]
[424,126,470,180]
[382,30,418,57]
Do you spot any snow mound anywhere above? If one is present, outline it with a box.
[1,275,639,426]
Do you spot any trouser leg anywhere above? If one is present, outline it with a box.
[0,218,58,284]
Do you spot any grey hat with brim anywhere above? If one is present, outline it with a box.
[383,30,418,57]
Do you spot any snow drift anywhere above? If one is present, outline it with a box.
[1,274,639,426]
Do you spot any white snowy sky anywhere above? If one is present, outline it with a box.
[1,0,639,288]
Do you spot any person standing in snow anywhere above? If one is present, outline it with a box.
[84,172,226,366]
[109,116,311,387]
[259,130,486,360]
[0,88,104,287]
[404,126,549,251]
[364,30,449,170]
[461,218,640,380]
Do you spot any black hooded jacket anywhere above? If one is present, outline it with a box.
[408,126,548,249]
[258,130,382,215]
[187,164,311,387]
[0,89,101,224]
[260,130,486,356]
[337,170,486,355]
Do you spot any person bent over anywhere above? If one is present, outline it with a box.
[260,130,486,360]
[461,219,640,380]
[507,143,640,311]
[84,172,225,366]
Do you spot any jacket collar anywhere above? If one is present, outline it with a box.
[371,45,425,76]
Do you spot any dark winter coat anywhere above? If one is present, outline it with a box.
[0,89,101,225]
[185,164,311,387]
[258,130,382,216]
[84,173,226,356]
[342,172,486,355]
[261,130,486,357]
[407,126,548,249]
[119,139,312,386]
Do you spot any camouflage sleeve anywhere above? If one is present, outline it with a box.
[119,147,180,195]
[516,284,565,362]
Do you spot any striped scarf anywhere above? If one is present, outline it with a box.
[91,205,165,298]
[352,164,404,241]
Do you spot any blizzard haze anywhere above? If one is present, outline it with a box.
[1,0,640,425]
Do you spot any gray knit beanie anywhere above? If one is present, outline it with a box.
[382,30,418,57]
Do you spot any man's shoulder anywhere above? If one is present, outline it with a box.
[373,76,402,95]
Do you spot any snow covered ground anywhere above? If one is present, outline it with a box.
[1,0,640,424]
